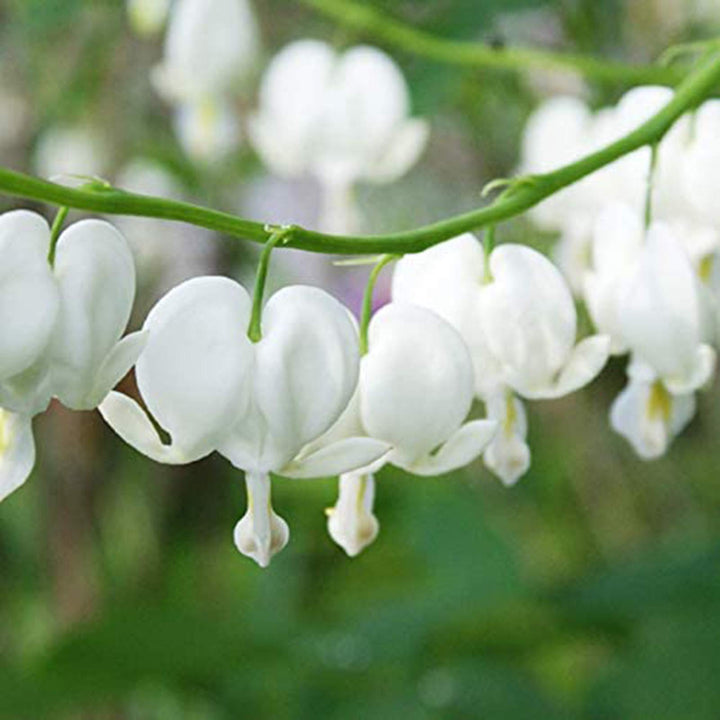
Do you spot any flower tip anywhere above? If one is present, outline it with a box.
[233,509,289,568]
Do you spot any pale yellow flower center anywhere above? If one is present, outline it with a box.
[699,254,715,284]
[646,381,672,423]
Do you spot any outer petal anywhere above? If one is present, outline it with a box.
[392,234,503,397]
[136,276,254,458]
[281,437,391,479]
[517,335,610,400]
[99,391,199,464]
[0,410,35,503]
[620,224,707,390]
[0,210,59,381]
[481,244,577,394]
[360,303,475,464]
[51,220,137,409]
[401,419,498,477]
[250,286,359,470]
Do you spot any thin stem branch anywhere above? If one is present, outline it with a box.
[48,206,69,264]
[359,254,400,355]
[296,0,685,86]
[0,52,719,256]
[248,231,287,342]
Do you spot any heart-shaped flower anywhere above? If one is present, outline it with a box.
[100,277,387,566]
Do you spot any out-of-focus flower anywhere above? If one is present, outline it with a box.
[100,279,387,566]
[312,303,495,556]
[127,0,172,36]
[152,0,259,103]
[249,40,429,233]
[0,85,29,152]
[393,234,609,486]
[33,126,110,182]
[113,159,217,295]
[172,97,241,164]
[0,210,144,502]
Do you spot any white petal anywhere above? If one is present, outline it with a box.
[0,410,35,503]
[663,344,716,396]
[326,472,378,557]
[233,471,289,568]
[518,335,610,400]
[281,437,391,479]
[0,210,59,381]
[360,303,475,464]
[136,276,254,456]
[252,286,359,469]
[173,97,241,164]
[86,330,149,408]
[481,244,577,394]
[403,419,498,477]
[391,234,503,397]
[620,224,706,389]
[99,391,201,464]
[51,220,137,410]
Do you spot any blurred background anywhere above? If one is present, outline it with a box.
[2,0,720,717]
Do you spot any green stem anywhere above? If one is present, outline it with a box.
[483,226,495,283]
[0,52,719,256]
[247,231,286,342]
[47,206,69,265]
[296,0,685,86]
[359,254,400,355]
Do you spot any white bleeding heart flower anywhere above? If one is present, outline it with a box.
[248,40,429,233]
[173,96,242,164]
[610,371,696,460]
[392,234,609,486]
[0,210,144,503]
[33,126,110,183]
[312,303,496,556]
[100,278,387,567]
[618,224,716,395]
[127,0,171,36]
[480,243,610,400]
[152,0,259,103]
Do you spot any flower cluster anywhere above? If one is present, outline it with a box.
[521,87,720,458]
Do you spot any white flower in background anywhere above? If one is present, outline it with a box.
[249,40,429,233]
[113,159,217,293]
[173,96,242,164]
[152,0,259,103]
[33,126,110,182]
[393,234,610,486]
[127,0,171,36]
[310,303,496,556]
[0,210,145,502]
[100,279,387,567]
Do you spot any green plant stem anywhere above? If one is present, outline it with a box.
[644,143,660,230]
[0,52,719,256]
[247,231,287,342]
[359,254,400,355]
[47,206,69,264]
[296,0,685,86]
